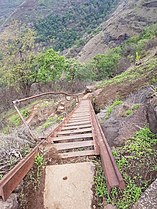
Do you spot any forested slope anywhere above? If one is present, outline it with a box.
[0,0,120,52]
[34,0,119,51]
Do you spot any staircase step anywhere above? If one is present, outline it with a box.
[65,121,91,126]
[61,124,92,130]
[53,133,93,141]
[54,140,94,151]
[58,128,92,135]
[60,150,95,158]
[68,119,90,123]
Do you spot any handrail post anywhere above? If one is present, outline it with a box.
[13,101,36,140]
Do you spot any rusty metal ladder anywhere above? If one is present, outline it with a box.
[48,99,125,192]
[48,99,99,158]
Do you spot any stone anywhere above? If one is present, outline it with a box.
[132,179,157,209]
[44,162,95,209]
[0,194,18,209]
[104,204,117,209]
[146,97,157,134]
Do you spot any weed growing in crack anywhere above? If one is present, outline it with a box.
[35,153,45,179]
[26,153,45,191]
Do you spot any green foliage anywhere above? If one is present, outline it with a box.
[21,109,29,117]
[95,128,157,208]
[0,21,39,96]
[91,49,122,80]
[90,23,157,83]
[64,58,80,81]
[76,62,97,81]
[2,126,10,135]
[42,116,63,129]
[122,104,140,117]
[94,161,111,206]
[8,108,29,127]
[37,49,65,82]
[124,109,133,117]
[8,114,22,127]
[0,22,70,95]
[35,153,45,168]
[32,153,45,190]
[139,24,157,40]
[97,56,157,88]
[122,24,157,59]
[105,100,123,119]
[34,0,119,51]
[132,104,140,110]
[115,175,141,209]
[135,52,141,62]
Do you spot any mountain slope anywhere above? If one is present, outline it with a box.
[77,0,157,62]
[0,0,120,52]
[0,0,24,26]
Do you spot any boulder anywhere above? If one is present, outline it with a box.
[146,96,157,134]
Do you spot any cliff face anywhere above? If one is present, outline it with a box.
[77,0,157,62]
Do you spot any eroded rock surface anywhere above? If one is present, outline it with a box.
[132,179,157,209]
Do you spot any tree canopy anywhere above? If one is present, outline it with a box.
[0,22,67,96]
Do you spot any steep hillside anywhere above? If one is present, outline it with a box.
[77,0,157,62]
[94,49,157,110]
[0,0,120,51]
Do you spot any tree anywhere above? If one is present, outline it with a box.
[64,58,80,81]
[37,49,66,82]
[0,21,39,97]
[93,50,121,80]
[0,22,66,97]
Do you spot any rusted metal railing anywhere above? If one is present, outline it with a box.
[89,100,125,191]
[0,141,44,201]
[12,91,82,140]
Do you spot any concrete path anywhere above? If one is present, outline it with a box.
[44,162,95,209]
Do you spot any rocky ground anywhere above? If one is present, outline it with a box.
[97,86,156,147]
